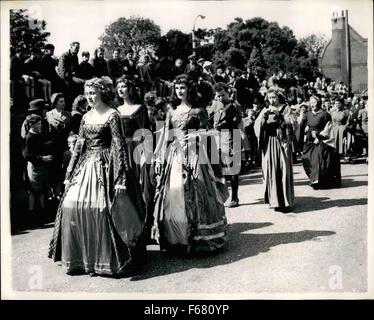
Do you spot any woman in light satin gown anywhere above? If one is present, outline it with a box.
[48,78,146,276]
[152,74,229,254]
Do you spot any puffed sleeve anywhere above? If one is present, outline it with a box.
[65,116,86,182]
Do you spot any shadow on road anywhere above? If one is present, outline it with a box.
[130,223,335,281]
[293,196,367,214]
[11,222,55,236]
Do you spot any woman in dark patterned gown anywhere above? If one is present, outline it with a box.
[116,75,154,240]
[302,95,341,189]
[48,78,146,276]
[152,74,228,254]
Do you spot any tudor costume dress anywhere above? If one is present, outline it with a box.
[48,111,145,275]
[152,107,228,252]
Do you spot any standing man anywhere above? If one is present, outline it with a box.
[57,41,84,109]
[213,82,242,208]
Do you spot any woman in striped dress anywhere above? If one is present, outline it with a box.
[254,87,295,213]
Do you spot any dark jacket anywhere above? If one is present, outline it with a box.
[122,59,138,77]
[40,54,59,81]
[76,61,94,80]
[57,50,79,82]
[107,58,123,80]
[10,55,24,80]
[90,57,108,78]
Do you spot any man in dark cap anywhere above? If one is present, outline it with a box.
[20,99,49,186]
[21,99,48,140]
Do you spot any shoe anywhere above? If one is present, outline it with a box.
[310,180,319,190]
[227,199,239,208]
[275,207,292,213]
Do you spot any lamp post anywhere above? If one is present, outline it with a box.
[192,14,205,55]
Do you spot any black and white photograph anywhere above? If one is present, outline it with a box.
[1,0,373,300]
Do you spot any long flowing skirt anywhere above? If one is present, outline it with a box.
[126,138,154,233]
[262,137,294,209]
[302,142,341,188]
[153,140,228,252]
[54,149,144,275]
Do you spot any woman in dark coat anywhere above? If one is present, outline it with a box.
[301,95,341,189]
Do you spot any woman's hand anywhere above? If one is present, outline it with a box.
[154,161,162,175]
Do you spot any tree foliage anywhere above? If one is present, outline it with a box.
[156,29,192,61]
[10,9,50,56]
[299,33,328,58]
[99,16,161,57]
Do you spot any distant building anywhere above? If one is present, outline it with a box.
[320,11,368,94]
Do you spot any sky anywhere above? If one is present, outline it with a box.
[7,0,373,57]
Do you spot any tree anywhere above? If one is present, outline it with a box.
[10,9,50,56]
[156,29,192,61]
[99,16,161,57]
[208,17,320,80]
[223,47,246,70]
[299,33,328,58]
[247,46,266,79]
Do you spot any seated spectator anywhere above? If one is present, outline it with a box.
[90,47,108,78]
[76,51,94,80]
[40,43,62,93]
[57,41,84,109]
[107,48,123,82]
[122,48,138,77]
[10,48,34,101]
[24,48,52,104]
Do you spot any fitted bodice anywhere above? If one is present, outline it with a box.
[80,113,118,151]
[306,110,330,132]
[331,110,348,126]
[118,105,150,138]
[83,123,112,150]
[169,108,206,133]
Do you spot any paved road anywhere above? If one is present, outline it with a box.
[8,162,368,296]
